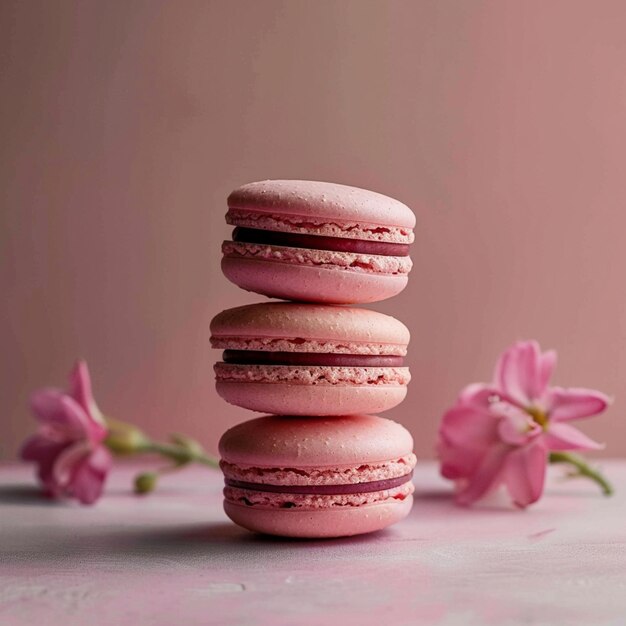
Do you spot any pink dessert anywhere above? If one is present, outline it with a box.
[219,414,417,538]
[210,302,411,416]
[222,180,416,304]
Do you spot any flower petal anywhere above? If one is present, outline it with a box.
[438,438,480,480]
[69,361,106,435]
[69,447,112,505]
[544,422,604,451]
[547,387,611,422]
[438,402,501,480]
[20,435,70,494]
[52,440,92,489]
[494,341,545,405]
[20,434,64,463]
[503,439,547,508]
[30,390,91,439]
[459,383,503,408]
[536,349,557,400]
[439,403,499,448]
[498,409,541,445]
[456,443,510,506]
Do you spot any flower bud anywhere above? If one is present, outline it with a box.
[134,472,158,494]
[104,419,149,455]
[169,433,204,457]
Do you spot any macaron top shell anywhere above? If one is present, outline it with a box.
[210,303,410,355]
[218,414,414,467]
[227,180,415,241]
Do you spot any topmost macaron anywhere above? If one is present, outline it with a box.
[222,180,416,304]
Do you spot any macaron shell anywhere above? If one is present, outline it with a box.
[221,256,409,304]
[218,414,414,467]
[210,302,410,349]
[223,495,414,538]
[227,180,416,230]
[216,381,408,416]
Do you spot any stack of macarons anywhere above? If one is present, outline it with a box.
[211,180,417,538]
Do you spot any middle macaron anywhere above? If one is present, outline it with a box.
[210,302,411,416]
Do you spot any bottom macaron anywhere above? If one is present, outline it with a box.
[223,497,413,538]
[218,414,417,538]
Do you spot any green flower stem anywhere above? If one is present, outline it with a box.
[549,451,614,496]
[103,419,218,496]
[137,441,219,468]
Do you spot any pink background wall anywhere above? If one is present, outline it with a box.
[2,0,625,460]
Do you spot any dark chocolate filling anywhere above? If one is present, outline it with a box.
[225,470,414,495]
[232,227,410,257]
[222,350,404,367]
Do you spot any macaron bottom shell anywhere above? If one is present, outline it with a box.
[215,381,408,416]
[221,256,409,304]
[223,495,414,539]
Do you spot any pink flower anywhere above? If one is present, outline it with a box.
[438,340,610,508]
[21,361,112,505]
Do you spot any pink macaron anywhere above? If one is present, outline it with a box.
[219,414,417,538]
[210,302,411,416]
[222,180,415,304]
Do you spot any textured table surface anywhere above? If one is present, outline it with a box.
[1,460,625,626]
